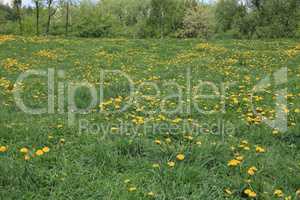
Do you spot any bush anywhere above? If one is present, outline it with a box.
[78,24,112,37]
[179,5,215,39]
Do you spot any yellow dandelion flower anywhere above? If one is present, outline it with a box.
[57,124,63,128]
[296,189,300,196]
[224,188,232,195]
[241,140,249,145]
[111,127,119,131]
[247,166,258,176]
[59,138,65,144]
[235,156,244,161]
[128,187,137,192]
[284,196,291,200]
[227,159,241,167]
[36,149,44,156]
[24,155,30,161]
[167,161,175,167]
[154,140,161,145]
[124,179,130,184]
[20,147,29,154]
[176,154,185,161]
[147,191,155,197]
[256,146,266,153]
[274,189,284,197]
[0,146,7,153]
[272,129,279,135]
[244,189,257,198]
[184,135,193,140]
[42,147,50,153]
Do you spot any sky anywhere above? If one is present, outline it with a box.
[1,0,32,6]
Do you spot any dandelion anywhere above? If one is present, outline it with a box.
[167,161,175,167]
[24,155,30,161]
[20,147,29,154]
[111,127,119,132]
[124,179,130,184]
[235,156,244,161]
[0,146,7,153]
[36,149,44,156]
[184,135,193,141]
[176,154,185,161]
[244,189,257,198]
[227,159,241,167]
[256,146,266,153]
[272,129,279,135]
[147,192,155,197]
[273,189,284,197]
[247,166,258,176]
[224,188,232,195]
[296,189,300,196]
[154,140,161,145]
[57,124,63,128]
[128,187,137,192]
[42,147,50,153]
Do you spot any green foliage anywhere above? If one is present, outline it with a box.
[215,0,241,32]
[180,5,215,38]
[0,0,299,38]
[216,0,300,38]
[253,0,300,38]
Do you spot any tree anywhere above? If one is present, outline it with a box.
[65,0,70,35]
[180,5,215,38]
[147,0,185,38]
[46,0,56,34]
[215,0,242,32]
[33,0,42,35]
[13,0,23,34]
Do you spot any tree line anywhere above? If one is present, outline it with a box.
[0,0,299,38]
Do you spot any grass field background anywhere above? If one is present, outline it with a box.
[0,35,300,199]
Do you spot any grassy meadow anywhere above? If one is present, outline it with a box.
[0,35,300,199]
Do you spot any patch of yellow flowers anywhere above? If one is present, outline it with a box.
[244,188,257,198]
[20,146,50,160]
[0,35,15,43]
[35,49,57,59]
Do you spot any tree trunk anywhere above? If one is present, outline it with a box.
[46,0,53,34]
[160,9,164,38]
[16,4,23,34]
[35,1,40,36]
[65,1,69,36]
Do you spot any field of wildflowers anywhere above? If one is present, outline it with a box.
[0,35,300,199]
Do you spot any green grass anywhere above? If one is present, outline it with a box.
[0,35,300,199]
